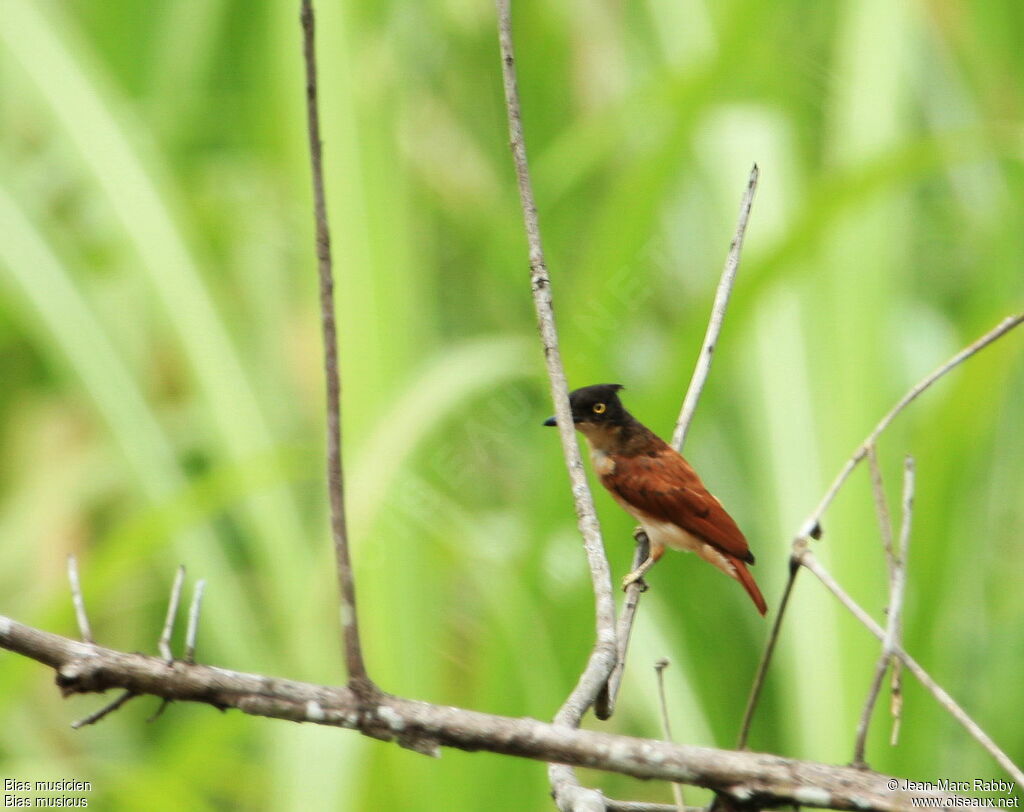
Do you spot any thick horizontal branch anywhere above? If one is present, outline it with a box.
[1,615,963,812]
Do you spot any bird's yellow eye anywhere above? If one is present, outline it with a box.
[593,402,606,414]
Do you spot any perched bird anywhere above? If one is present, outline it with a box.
[544,384,767,615]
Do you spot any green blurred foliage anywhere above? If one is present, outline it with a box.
[1,0,1022,809]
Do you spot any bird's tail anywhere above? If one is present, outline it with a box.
[730,557,768,616]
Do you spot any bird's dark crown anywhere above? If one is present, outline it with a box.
[567,383,628,426]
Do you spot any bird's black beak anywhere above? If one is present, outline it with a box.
[543,416,557,427]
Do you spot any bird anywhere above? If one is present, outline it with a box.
[544,383,767,615]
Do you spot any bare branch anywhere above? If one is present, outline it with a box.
[853,457,914,768]
[798,312,1023,541]
[70,690,136,729]
[0,614,961,812]
[493,5,616,806]
[158,565,185,663]
[494,3,618,802]
[741,311,1024,750]
[299,0,372,692]
[493,0,614,646]
[185,579,206,664]
[66,555,93,644]
[736,557,800,749]
[798,548,1024,787]
[671,164,759,451]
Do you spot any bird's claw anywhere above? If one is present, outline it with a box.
[621,573,648,592]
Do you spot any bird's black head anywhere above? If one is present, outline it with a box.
[543,384,627,428]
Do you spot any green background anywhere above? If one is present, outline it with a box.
[1,0,1022,809]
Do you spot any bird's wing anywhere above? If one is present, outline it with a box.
[602,451,754,564]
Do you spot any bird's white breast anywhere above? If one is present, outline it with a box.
[589,447,616,476]
[621,510,738,578]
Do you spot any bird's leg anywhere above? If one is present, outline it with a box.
[622,538,664,590]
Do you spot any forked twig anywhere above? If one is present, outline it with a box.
[158,565,185,663]
[299,0,372,692]
[66,555,93,644]
[739,311,1024,745]
[852,456,913,767]
[797,313,1023,542]
[799,548,1024,787]
[599,166,760,721]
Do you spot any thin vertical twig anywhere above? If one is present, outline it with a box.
[889,456,914,746]
[158,565,185,663]
[671,165,759,451]
[300,0,372,692]
[736,556,800,749]
[852,456,913,767]
[495,2,617,807]
[596,532,648,720]
[495,0,615,679]
[654,660,686,812]
[66,555,93,644]
[599,167,760,721]
[799,548,1024,787]
[184,579,206,664]
[866,445,896,576]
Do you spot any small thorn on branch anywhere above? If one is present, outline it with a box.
[147,698,172,723]
[71,690,136,729]
[66,555,93,644]
[185,579,206,664]
[158,565,186,664]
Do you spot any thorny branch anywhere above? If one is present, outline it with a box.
[299,0,372,693]
[0,615,966,812]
